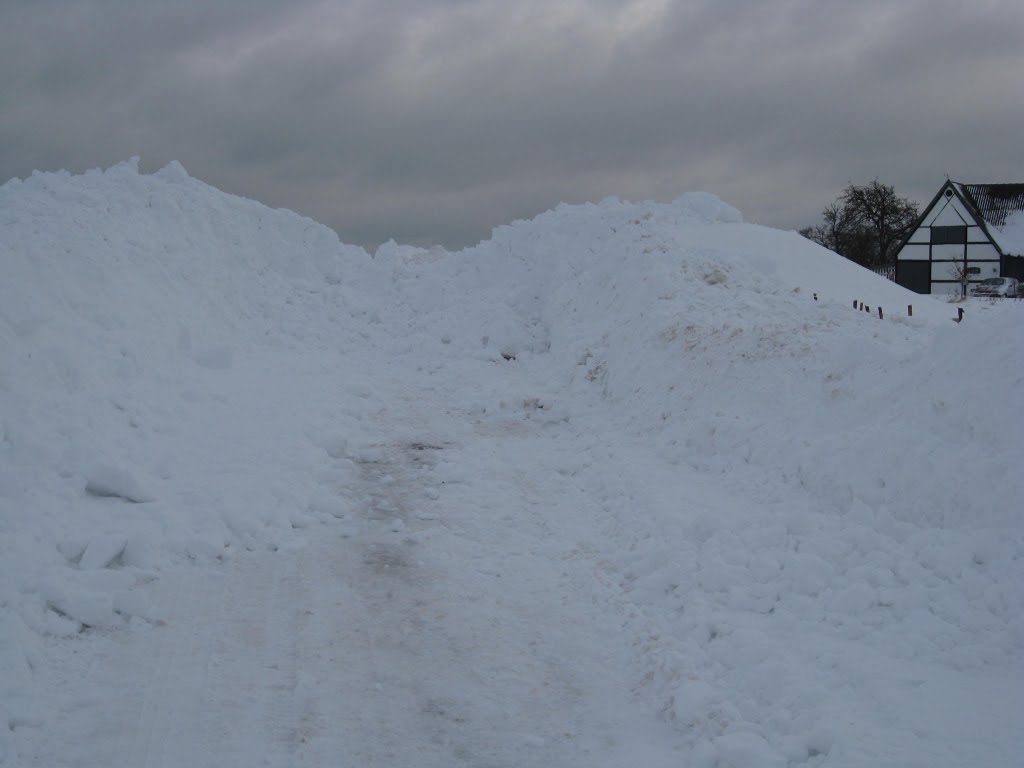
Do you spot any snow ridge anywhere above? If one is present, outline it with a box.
[2,161,1022,767]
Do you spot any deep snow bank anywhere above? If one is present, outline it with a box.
[366,192,1024,758]
[0,158,372,567]
[372,192,1021,530]
[1,160,380,748]
[2,160,1021,765]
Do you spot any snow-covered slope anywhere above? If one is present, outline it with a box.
[1,160,375,753]
[374,193,1020,528]
[2,161,1021,767]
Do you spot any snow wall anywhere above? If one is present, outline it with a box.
[2,160,1022,759]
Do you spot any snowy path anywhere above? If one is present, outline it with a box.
[13,355,1024,768]
[19,365,686,767]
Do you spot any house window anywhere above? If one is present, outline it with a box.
[931,225,966,244]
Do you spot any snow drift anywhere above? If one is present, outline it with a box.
[2,160,1022,766]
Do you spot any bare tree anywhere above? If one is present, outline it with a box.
[802,181,918,268]
[950,260,971,301]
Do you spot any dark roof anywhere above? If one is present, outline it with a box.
[957,183,1024,227]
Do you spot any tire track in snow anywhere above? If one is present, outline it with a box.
[118,563,226,768]
[21,549,308,767]
[21,376,685,768]
[309,388,686,767]
[186,541,309,767]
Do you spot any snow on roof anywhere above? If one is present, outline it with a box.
[990,210,1024,256]
[958,183,1024,226]
[955,182,1024,255]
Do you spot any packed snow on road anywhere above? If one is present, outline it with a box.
[2,159,1021,767]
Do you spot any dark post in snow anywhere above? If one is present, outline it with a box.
[908,305,913,317]
[878,307,883,319]
[854,299,858,309]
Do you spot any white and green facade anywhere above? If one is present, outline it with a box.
[895,181,1024,295]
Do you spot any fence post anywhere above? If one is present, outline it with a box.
[908,305,913,317]
[878,307,883,319]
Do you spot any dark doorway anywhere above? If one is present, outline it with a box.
[896,261,931,294]
[1003,255,1024,281]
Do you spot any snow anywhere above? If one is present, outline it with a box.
[1,160,1022,767]
[991,209,1024,256]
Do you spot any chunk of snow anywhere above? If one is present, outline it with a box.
[84,465,154,503]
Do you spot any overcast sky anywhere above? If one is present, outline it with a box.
[2,0,1023,249]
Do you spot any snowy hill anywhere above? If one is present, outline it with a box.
[2,161,1022,767]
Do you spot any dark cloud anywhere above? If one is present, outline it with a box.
[2,0,1023,248]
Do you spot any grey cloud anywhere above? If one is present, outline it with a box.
[2,0,1023,248]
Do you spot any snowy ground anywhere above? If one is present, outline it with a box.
[12,355,689,767]
[2,161,1022,767]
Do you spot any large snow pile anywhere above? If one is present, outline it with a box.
[2,161,1021,766]
[0,159,378,747]
[367,195,1024,762]
[375,194,1019,528]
